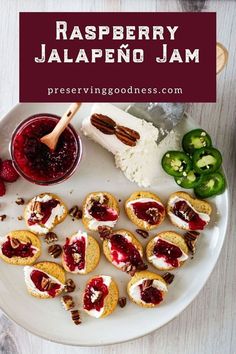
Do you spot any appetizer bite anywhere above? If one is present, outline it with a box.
[103,229,146,275]
[167,191,212,231]
[82,192,119,231]
[24,261,65,299]
[146,231,188,270]
[125,191,165,230]
[127,271,168,308]
[24,193,68,235]
[83,275,119,318]
[0,230,41,265]
[62,230,100,274]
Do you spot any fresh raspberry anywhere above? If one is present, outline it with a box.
[0,179,6,196]
[0,160,19,183]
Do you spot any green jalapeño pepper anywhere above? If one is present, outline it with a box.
[194,172,226,198]
[162,151,192,177]
[192,147,222,174]
[174,170,201,189]
[182,129,212,154]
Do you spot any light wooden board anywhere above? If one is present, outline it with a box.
[0,1,235,353]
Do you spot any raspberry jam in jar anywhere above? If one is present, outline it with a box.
[10,114,82,185]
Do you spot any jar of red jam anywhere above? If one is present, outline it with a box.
[10,114,82,185]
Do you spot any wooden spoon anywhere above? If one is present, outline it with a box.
[217,42,228,74]
[40,102,81,150]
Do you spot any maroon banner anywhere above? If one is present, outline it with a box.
[20,12,216,102]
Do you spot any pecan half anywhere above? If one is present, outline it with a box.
[48,244,62,258]
[115,125,140,146]
[91,113,116,134]
[163,272,175,285]
[71,310,81,325]
[184,231,200,254]
[69,206,82,220]
[136,229,149,239]
[44,232,58,244]
[64,279,76,293]
[118,297,127,308]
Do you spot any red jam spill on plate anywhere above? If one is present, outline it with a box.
[153,238,183,268]
[1,236,35,258]
[12,117,78,182]
[88,200,118,222]
[110,234,143,267]
[28,199,59,225]
[63,236,86,272]
[83,277,109,312]
[30,269,61,297]
[139,282,163,305]
[131,201,164,225]
[173,200,206,230]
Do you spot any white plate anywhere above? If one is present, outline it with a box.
[0,103,228,346]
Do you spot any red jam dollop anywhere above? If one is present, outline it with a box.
[63,236,86,272]
[110,234,143,268]
[131,201,164,225]
[30,269,61,297]
[83,277,108,312]
[1,236,36,258]
[28,199,59,226]
[12,116,79,183]
[139,282,163,305]
[88,200,118,222]
[153,238,183,268]
[173,200,206,230]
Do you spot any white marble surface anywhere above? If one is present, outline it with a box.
[0,1,235,353]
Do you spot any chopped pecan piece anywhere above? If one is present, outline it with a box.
[136,262,148,271]
[17,216,23,221]
[90,288,102,303]
[118,297,127,308]
[10,237,20,249]
[146,208,160,224]
[61,295,75,311]
[121,263,137,276]
[69,206,82,220]
[72,252,81,263]
[98,225,113,240]
[142,279,153,290]
[44,232,58,244]
[162,272,175,285]
[48,244,62,258]
[15,197,25,205]
[41,277,52,291]
[91,113,116,134]
[71,310,81,325]
[0,215,6,221]
[136,229,149,239]
[64,279,76,293]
